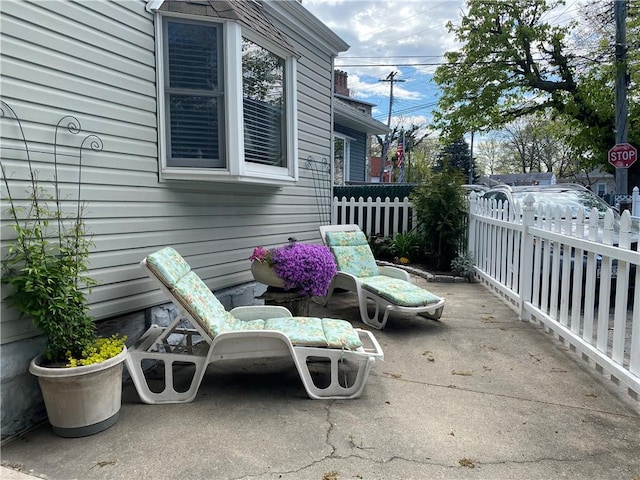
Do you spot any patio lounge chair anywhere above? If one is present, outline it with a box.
[319,225,446,330]
[125,247,384,404]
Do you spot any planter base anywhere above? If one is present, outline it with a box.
[251,261,285,288]
[53,411,120,438]
[258,288,310,316]
[29,346,127,438]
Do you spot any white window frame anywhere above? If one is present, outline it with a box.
[155,14,298,185]
[333,133,351,185]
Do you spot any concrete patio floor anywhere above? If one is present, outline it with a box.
[2,277,639,480]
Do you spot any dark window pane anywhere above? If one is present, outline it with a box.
[168,22,219,90]
[164,19,224,168]
[169,95,222,167]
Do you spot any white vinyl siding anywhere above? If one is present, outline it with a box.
[0,0,341,344]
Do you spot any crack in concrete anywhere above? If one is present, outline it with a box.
[231,445,640,480]
[376,374,640,420]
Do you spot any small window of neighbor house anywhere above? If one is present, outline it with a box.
[597,183,606,197]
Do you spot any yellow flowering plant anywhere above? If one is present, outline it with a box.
[66,334,127,367]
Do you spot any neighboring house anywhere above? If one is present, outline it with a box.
[332,70,389,185]
[369,156,395,183]
[489,172,556,186]
[0,0,348,436]
[568,167,616,201]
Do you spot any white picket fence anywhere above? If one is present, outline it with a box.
[468,193,640,400]
[332,196,416,237]
[330,192,640,399]
[332,187,640,235]
[331,193,639,398]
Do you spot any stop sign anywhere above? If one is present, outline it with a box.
[608,143,637,168]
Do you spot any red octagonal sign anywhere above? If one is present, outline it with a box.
[608,143,637,168]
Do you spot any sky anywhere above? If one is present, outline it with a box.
[301,0,586,136]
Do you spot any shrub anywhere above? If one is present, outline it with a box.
[411,170,467,271]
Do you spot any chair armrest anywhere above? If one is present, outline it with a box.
[378,265,411,281]
[230,305,292,321]
[355,329,384,360]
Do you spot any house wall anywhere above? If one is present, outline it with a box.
[334,124,366,183]
[0,0,341,436]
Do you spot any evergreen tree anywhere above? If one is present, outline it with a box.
[435,137,476,182]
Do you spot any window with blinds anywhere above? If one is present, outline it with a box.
[165,20,224,168]
[157,16,298,184]
[242,39,286,168]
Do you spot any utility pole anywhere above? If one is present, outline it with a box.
[379,72,405,182]
[614,0,628,200]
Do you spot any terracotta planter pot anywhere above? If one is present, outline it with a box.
[251,261,285,288]
[29,346,127,438]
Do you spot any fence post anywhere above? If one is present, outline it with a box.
[401,196,409,232]
[467,192,478,262]
[331,196,338,225]
[519,194,535,321]
[365,197,373,235]
[632,186,639,219]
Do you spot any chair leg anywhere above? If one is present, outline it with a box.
[319,282,337,306]
[359,291,391,330]
[291,348,374,399]
[126,352,207,405]
[125,350,209,404]
[125,324,211,404]
[419,305,444,321]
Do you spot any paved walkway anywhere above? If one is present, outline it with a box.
[2,278,639,480]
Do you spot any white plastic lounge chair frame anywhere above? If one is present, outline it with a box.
[126,248,384,404]
[320,224,446,329]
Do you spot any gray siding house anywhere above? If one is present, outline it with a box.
[332,71,389,185]
[0,0,348,436]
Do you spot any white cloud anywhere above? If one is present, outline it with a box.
[303,0,466,127]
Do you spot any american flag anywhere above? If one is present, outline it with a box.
[397,133,405,182]
[396,135,404,169]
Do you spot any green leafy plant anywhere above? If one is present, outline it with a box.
[1,178,97,364]
[451,253,475,281]
[391,231,423,263]
[1,103,124,367]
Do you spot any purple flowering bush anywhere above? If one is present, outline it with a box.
[250,242,337,297]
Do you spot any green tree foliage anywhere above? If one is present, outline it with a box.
[405,137,442,182]
[410,170,467,271]
[435,137,476,182]
[502,115,579,178]
[433,0,639,187]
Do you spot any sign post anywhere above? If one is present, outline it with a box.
[608,143,637,169]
